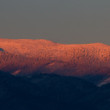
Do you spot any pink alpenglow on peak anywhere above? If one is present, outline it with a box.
[0,39,110,79]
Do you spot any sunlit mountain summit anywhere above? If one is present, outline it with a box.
[0,39,110,85]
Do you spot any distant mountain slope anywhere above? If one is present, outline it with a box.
[0,71,97,110]
[1,71,110,110]
[0,39,110,85]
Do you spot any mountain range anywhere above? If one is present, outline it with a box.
[0,39,110,85]
[0,70,110,110]
[1,39,110,109]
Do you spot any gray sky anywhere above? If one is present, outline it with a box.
[0,0,110,44]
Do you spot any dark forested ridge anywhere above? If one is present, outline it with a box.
[0,71,110,110]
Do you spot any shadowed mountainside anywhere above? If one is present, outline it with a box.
[1,70,110,110]
[0,71,96,110]
[0,39,110,85]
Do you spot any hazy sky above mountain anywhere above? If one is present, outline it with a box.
[0,0,110,44]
